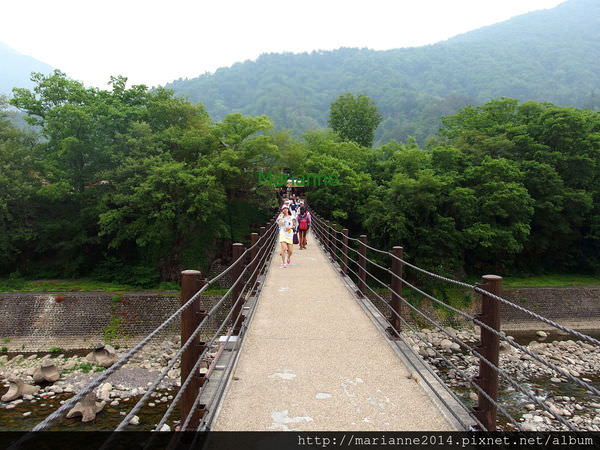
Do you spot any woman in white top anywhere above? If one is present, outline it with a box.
[278,204,296,268]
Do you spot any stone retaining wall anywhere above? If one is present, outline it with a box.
[367,286,600,329]
[0,287,598,348]
[0,292,225,348]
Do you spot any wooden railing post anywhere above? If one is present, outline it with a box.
[325,220,331,256]
[473,274,502,431]
[249,232,259,294]
[341,229,349,275]
[180,270,206,429]
[358,235,367,294]
[262,223,270,274]
[231,243,246,334]
[390,246,403,333]
[330,224,337,260]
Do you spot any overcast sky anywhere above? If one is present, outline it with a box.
[1,0,566,90]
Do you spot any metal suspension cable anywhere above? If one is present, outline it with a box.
[27,215,279,435]
[314,214,600,397]
[153,229,276,434]
[391,273,600,399]
[309,208,598,429]
[186,236,278,434]
[114,224,278,434]
[376,294,518,430]
[471,285,600,347]
[388,249,600,347]
[339,264,486,430]
[299,222,485,430]
[354,270,575,430]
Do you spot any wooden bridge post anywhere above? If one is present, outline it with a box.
[261,223,269,275]
[330,224,337,260]
[231,243,246,334]
[325,220,331,257]
[358,235,367,294]
[180,270,207,429]
[314,214,321,243]
[473,274,502,431]
[390,246,403,332]
[341,229,349,275]
[249,232,259,294]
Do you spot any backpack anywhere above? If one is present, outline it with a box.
[299,214,308,230]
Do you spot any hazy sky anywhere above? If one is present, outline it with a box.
[1,0,566,89]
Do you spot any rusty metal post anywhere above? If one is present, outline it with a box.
[231,243,246,334]
[341,229,349,275]
[390,246,403,333]
[358,235,367,294]
[180,270,206,428]
[473,274,502,431]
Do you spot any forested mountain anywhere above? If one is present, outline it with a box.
[0,42,54,95]
[166,0,600,146]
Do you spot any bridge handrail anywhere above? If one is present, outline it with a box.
[309,207,600,431]
[115,222,278,433]
[23,213,279,439]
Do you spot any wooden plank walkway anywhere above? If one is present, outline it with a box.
[213,231,454,431]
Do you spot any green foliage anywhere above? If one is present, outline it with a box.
[166,1,600,147]
[309,97,600,277]
[3,71,281,282]
[0,278,159,292]
[328,93,382,147]
[49,347,62,353]
[102,316,125,344]
[61,362,96,375]
[1,347,7,353]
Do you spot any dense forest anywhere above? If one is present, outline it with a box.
[166,0,600,147]
[1,71,599,287]
[1,72,279,286]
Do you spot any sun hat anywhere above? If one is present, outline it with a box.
[281,205,288,210]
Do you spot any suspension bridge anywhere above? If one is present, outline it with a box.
[5,205,600,445]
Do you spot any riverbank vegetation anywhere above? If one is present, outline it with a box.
[1,71,598,287]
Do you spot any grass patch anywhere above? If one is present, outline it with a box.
[503,274,600,287]
[61,362,101,375]
[202,287,230,296]
[0,278,181,293]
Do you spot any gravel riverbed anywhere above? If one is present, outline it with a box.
[2,329,600,431]
[403,327,600,431]
[0,336,222,430]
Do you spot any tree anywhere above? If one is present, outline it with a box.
[328,93,382,147]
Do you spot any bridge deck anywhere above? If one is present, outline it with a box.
[213,231,454,431]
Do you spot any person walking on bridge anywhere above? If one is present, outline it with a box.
[296,206,310,249]
[278,204,295,268]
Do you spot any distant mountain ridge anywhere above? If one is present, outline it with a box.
[166,0,600,145]
[0,42,54,95]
